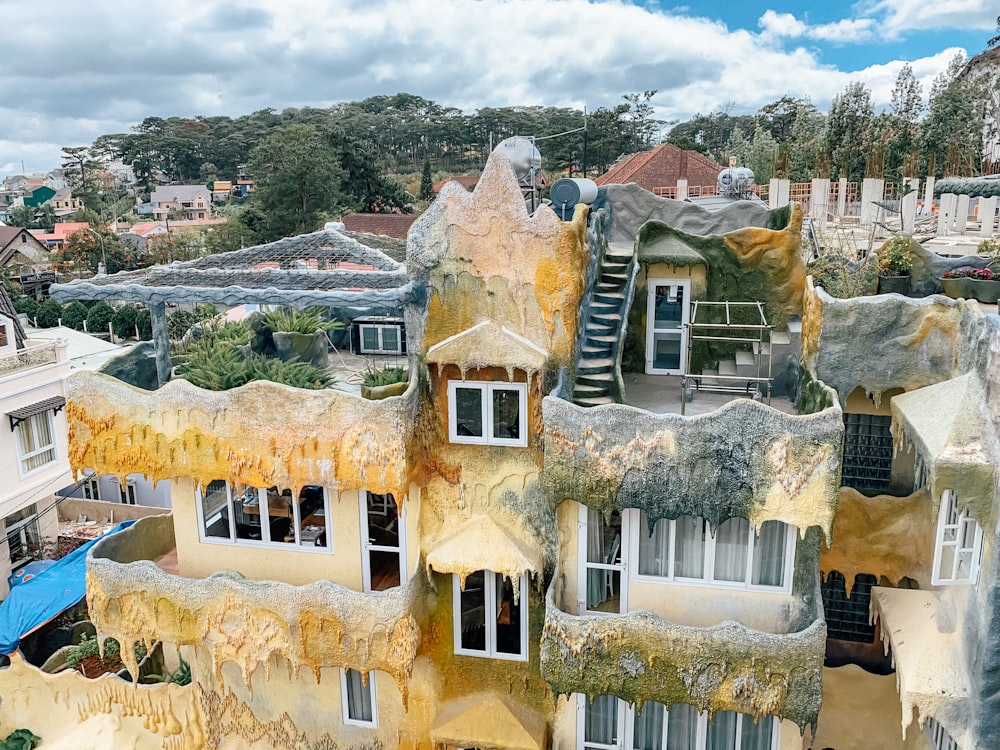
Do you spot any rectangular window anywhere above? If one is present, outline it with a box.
[581,507,627,614]
[932,489,983,586]
[924,717,958,750]
[15,411,57,475]
[83,472,101,501]
[453,570,528,661]
[578,695,779,750]
[359,323,403,354]
[361,492,407,592]
[340,668,378,727]
[0,323,8,348]
[447,381,527,447]
[115,479,137,505]
[632,511,794,592]
[5,505,41,571]
[841,413,893,492]
[195,481,331,552]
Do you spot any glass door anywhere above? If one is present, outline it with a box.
[360,492,407,591]
[646,280,690,375]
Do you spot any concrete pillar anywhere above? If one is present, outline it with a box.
[923,176,935,216]
[938,194,956,235]
[955,194,971,234]
[675,178,688,201]
[769,178,780,209]
[901,177,919,234]
[980,196,999,238]
[810,178,830,222]
[150,301,172,387]
[767,179,790,208]
[860,178,885,231]
[837,177,848,218]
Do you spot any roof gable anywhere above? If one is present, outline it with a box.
[425,321,548,377]
[596,143,722,190]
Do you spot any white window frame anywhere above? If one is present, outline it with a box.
[932,489,984,586]
[627,509,796,594]
[359,491,408,593]
[195,481,333,553]
[447,380,527,447]
[5,509,40,571]
[0,320,10,350]
[924,717,958,750]
[453,570,529,661]
[358,323,403,354]
[83,471,101,501]
[340,668,378,728]
[576,694,780,750]
[15,410,58,478]
[578,505,630,615]
[114,477,138,505]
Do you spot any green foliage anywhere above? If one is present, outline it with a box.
[361,365,407,387]
[168,310,197,340]
[193,302,220,321]
[62,301,89,330]
[876,236,913,277]
[111,305,139,339]
[261,306,339,335]
[1,270,22,301]
[419,157,435,201]
[0,729,41,750]
[806,255,878,298]
[135,308,153,340]
[85,301,115,334]
[34,299,63,328]
[146,658,192,686]
[176,345,333,391]
[13,297,39,319]
[66,635,119,670]
[826,81,873,181]
[980,239,1000,269]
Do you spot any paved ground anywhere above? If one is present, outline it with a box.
[621,373,798,416]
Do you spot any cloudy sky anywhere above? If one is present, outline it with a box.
[0,0,996,176]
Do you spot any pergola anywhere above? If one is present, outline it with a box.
[49,229,423,386]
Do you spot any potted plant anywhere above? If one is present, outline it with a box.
[941,267,976,300]
[360,364,409,400]
[261,307,341,368]
[939,240,1000,303]
[876,235,912,295]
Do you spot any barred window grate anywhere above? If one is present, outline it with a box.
[842,413,893,491]
[822,571,878,643]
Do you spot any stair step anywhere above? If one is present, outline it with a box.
[787,319,802,334]
[595,291,625,305]
[595,282,620,293]
[579,358,614,373]
[700,368,719,386]
[583,344,613,356]
[574,384,611,397]
[718,360,737,376]
[575,396,616,407]
[578,372,615,388]
[591,311,622,323]
[735,350,756,366]
[771,331,791,346]
[586,333,618,344]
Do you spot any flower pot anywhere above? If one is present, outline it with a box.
[940,277,971,300]
[272,330,328,368]
[361,379,409,400]
[878,274,910,295]
[971,278,1000,304]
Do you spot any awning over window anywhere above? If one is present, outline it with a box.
[430,692,546,750]
[871,587,970,747]
[890,374,996,528]
[425,515,544,589]
[426,321,548,379]
[7,396,66,431]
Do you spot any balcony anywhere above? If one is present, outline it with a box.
[65,369,418,498]
[542,394,843,539]
[539,580,825,732]
[0,339,66,378]
[87,514,423,698]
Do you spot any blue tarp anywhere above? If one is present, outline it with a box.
[0,520,134,654]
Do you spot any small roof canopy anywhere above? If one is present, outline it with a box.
[425,321,548,379]
[425,515,543,590]
[891,373,996,526]
[430,692,547,750]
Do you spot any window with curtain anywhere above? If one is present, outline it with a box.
[579,696,778,750]
[635,511,793,591]
[340,668,377,727]
[15,411,57,475]
[583,508,625,613]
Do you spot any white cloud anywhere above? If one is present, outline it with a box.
[0,0,969,174]
[862,0,997,37]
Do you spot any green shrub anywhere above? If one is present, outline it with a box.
[193,302,219,321]
[61,301,88,330]
[361,365,407,387]
[807,255,878,299]
[261,306,341,335]
[135,308,152,340]
[34,299,63,328]
[85,301,115,334]
[112,305,138,339]
[0,728,41,750]
[167,310,196,340]
[176,344,333,391]
[66,635,118,670]
[200,319,251,346]
[13,297,38,319]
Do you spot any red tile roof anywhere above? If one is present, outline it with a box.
[434,175,479,193]
[341,213,418,240]
[595,143,722,191]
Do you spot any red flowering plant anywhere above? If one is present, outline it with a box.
[943,267,977,279]
[970,267,996,280]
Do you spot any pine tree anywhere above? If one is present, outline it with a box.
[419,157,435,201]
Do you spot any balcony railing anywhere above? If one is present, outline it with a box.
[87,514,423,698]
[0,340,62,377]
[539,581,825,732]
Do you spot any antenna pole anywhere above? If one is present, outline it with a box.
[582,107,588,179]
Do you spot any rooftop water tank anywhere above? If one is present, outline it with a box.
[549,178,599,220]
[718,167,755,198]
[494,137,542,185]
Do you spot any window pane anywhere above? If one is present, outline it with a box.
[492,387,521,440]
[633,702,665,750]
[706,710,738,750]
[740,715,773,750]
[380,326,399,352]
[361,327,378,351]
[673,515,705,579]
[713,517,749,582]
[638,515,670,577]
[454,387,484,437]
[298,486,327,547]
[752,521,788,587]
[665,703,698,750]
[366,493,399,547]
[202,480,231,539]
[234,487,263,541]
[585,695,619,746]
[459,570,487,651]
[268,489,295,544]
[344,669,374,722]
[495,573,522,656]
[368,550,401,591]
